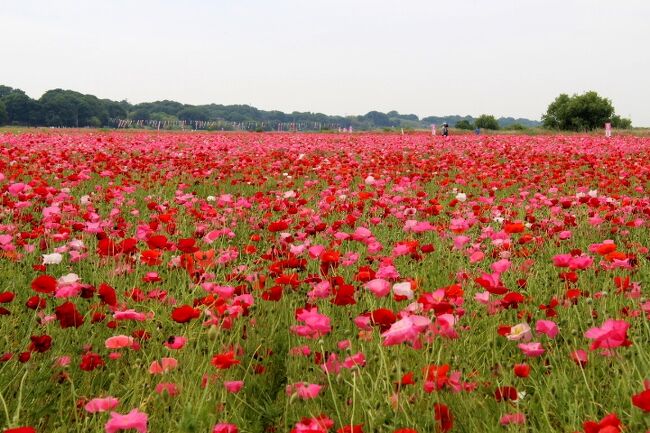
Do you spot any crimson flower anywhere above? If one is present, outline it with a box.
[433,403,453,432]
[54,302,84,328]
[29,335,52,353]
[171,305,201,323]
[31,275,57,294]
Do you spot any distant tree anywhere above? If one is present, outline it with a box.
[475,114,500,130]
[542,91,619,131]
[38,89,108,127]
[504,123,527,131]
[363,111,394,127]
[0,85,17,99]
[454,119,474,130]
[177,107,209,122]
[0,100,7,125]
[611,114,632,129]
[102,100,128,119]
[2,91,40,125]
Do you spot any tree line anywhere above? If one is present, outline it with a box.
[0,85,630,131]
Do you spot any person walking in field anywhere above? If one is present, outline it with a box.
[441,123,449,137]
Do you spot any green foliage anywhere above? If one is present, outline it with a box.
[0,83,545,131]
[39,89,109,127]
[475,114,500,130]
[611,115,632,129]
[0,100,7,125]
[454,119,474,130]
[542,91,626,131]
[1,90,41,125]
[504,123,527,131]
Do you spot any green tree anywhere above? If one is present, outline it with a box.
[0,85,16,99]
[542,91,621,131]
[2,91,41,125]
[177,107,209,122]
[475,114,499,130]
[611,114,632,129]
[362,111,394,127]
[0,100,7,125]
[454,119,474,130]
[39,89,109,127]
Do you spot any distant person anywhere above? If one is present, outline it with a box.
[475,127,480,135]
[441,123,449,137]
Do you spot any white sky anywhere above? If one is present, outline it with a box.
[2,0,649,125]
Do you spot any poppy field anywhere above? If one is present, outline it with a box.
[0,131,649,433]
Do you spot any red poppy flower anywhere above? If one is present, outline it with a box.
[31,275,57,294]
[513,363,530,378]
[370,308,396,332]
[25,296,46,310]
[211,351,240,369]
[582,413,622,433]
[98,283,117,306]
[494,386,518,402]
[0,292,15,303]
[171,305,201,323]
[268,220,289,232]
[632,389,650,412]
[337,425,364,433]
[434,403,453,432]
[3,427,36,433]
[80,352,105,371]
[29,335,52,353]
[54,302,84,328]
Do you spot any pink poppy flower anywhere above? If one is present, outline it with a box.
[224,381,244,393]
[518,342,545,357]
[287,382,322,400]
[84,397,119,413]
[105,335,135,350]
[535,320,559,339]
[213,423,238,433]
[584,319,631,350]
[105,409,148,433]
[381,315,431,346]
[365,279,391,297]
[500,413,526,425]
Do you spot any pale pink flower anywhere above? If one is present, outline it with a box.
[506,323,532,342]
[392,281,414,299]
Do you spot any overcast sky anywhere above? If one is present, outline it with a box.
[2,0,649,124]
